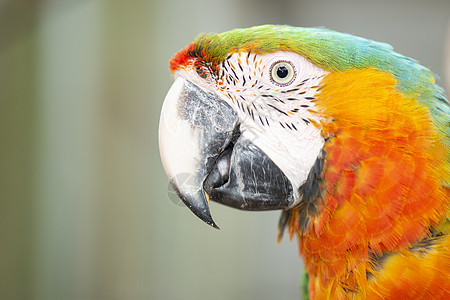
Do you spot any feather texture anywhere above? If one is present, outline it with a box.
[289,68,449,299]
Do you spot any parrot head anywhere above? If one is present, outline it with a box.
[159,25,332,228]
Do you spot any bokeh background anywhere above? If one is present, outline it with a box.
[1,0,449,299]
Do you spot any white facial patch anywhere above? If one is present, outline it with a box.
[218,51,328,206]
[176,51,329,206]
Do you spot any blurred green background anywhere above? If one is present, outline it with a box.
[1,0,449,299]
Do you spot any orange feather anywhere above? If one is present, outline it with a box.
[290,69,449,298]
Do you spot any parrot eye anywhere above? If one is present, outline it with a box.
[270,61,296,86]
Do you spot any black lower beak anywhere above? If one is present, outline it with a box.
[204,138,294,210]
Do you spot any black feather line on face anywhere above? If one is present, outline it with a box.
[268,104,288,116]
[227,60,239,79]
[222,61,228,72]
[258,115,265,126]
[246,106,252,116]
[238,62,244,73]
[274,97,285,104]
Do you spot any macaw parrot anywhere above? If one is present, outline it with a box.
[159,25,450,299]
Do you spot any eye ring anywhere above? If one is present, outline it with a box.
[270,61,296,86]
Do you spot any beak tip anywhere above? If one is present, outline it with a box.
[177,189,221,230]
[188,203,220,230]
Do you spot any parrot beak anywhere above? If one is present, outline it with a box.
[159,77,294,228]
[159,77,239,229]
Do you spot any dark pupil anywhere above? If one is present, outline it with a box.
[277,66,289,78]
